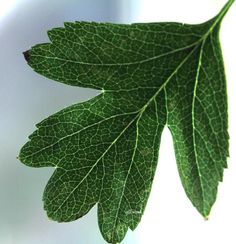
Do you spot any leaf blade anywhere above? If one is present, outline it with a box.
[19,1,234,242]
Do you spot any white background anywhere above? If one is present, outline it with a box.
[0,0,235,243]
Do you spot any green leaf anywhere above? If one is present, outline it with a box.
[19,1,234,243]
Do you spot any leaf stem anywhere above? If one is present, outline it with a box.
[203,0,235,37]
[216,0,235,23]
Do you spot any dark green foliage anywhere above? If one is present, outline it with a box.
[19,1,234,243]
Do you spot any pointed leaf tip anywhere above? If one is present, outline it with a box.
[23,50,30,63]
